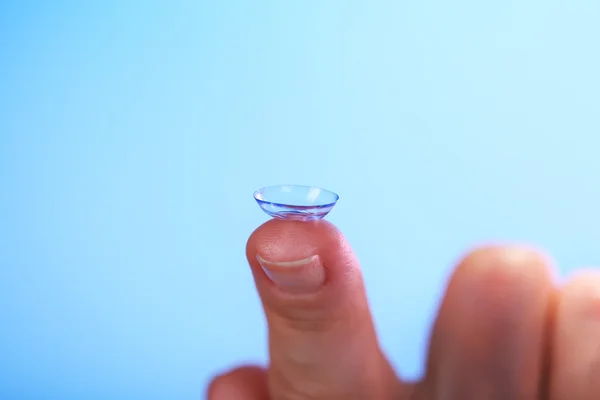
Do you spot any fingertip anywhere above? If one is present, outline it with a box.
[454,244,555,290]
[562,269,600,290]
[443,245,556,331]
[246,218,360,298]
[207,366,268,400]
[246,219,340,263]
[560,269,600,319]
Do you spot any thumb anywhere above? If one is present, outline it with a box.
[246,219,405,399]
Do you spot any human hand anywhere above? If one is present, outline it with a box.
[208,219,597,399]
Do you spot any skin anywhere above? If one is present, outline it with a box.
[207,219,599,399]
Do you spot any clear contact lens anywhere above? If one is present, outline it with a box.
[253,185,339,221]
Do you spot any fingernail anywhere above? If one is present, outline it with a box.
[257,254,325,293]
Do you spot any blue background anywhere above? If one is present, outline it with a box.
[1,1,599,398]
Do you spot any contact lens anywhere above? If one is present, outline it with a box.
[253,185,339,221]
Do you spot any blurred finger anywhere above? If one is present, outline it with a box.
[423,245,555,399]
[207,366,268,400]
[550,271,600,400]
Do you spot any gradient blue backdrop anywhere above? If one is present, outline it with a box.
[1,1,599,398]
